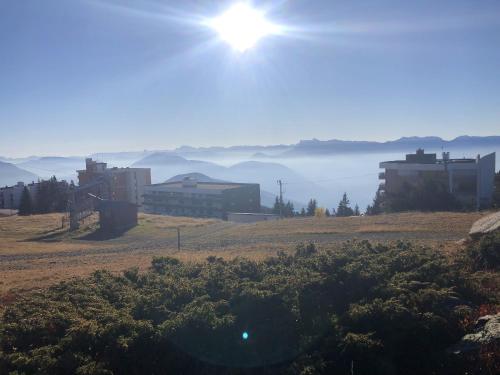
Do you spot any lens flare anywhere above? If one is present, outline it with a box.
[207,3,281,52]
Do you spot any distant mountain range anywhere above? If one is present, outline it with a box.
[168,136,500,158]
[0,161,38,187]
[280,136,500,156]
[1,135,497,208]
[132,153,316,207]
[16,156,85,182]
[2,135,498,162]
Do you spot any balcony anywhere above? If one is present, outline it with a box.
[378,172,385,180]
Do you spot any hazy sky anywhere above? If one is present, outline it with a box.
[1,0,500,157]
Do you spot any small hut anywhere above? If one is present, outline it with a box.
[97,200,138,233]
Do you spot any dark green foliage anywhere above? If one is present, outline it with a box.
[35,176,70,214]
[0,242,492,375]
[369,178,463,214]
[353,204,360,216]
[366,190,383,215]
[336,193,354,217]
[18,186,33,216]
[273,197,295,217]
[306,199,317,216]
[466,231,500,271]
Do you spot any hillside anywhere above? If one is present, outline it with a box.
[0,216,498,374]
[0,161,38,186]
[0,211,485,294]
[132,152,226,183]
[17,156,85,181]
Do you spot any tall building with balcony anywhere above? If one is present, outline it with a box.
[143,177,260,219]
[77,158,151,207]
[379,149,496,209]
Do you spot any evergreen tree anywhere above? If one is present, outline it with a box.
[273,197,295,217]
[336,193,354,217]
[366,189,384,215]
[354,204,360,216]
[34,176,69,214]
[272,196,281,215]
[300,208,306,217]
[284,201,295,217]
[18,186,32,216]
[325,208,331,217]
[306,199,317,216]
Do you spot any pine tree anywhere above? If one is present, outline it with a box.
[18,186,32,216]
[300,208,306,217]
[325,208,331,217]
[354,204,360,216]
[273,196,281,215]
[306,199,317,216]
[336,193,354,217]
[366,189,383,215]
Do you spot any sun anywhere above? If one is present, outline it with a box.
[207,3,280,52]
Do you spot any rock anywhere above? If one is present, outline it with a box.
[469,211,500,238]
[450,313,500,354]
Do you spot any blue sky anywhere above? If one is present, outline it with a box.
[1,0,500,157]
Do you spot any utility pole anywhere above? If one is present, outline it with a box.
[176,227,181,251]
[277,180,283,218]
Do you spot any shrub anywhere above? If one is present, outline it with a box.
[0,241,492,374]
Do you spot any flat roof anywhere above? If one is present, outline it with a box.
[158,182,242,190]
[381,158,476,165]
[145,181,257,195]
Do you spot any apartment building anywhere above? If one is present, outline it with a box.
[77,158,151,207]
[379,149,496,209]
[0,181,38,209]
[143,177,260,219]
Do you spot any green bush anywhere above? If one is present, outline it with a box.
[466,231,500,270]
[0,241,493,375]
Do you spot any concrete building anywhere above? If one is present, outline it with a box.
[0,181,38,210]
[143,177,260,219]
[227,212,280,223]
[379,149,496,209]
[97,200,138,233]
[77,158,151,207]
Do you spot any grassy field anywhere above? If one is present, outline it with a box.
[0,211,486,294]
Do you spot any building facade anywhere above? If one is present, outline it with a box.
[143,177,260,219]
[97,200,138,233]
[77,158,151,207]
[0,181,38,210]
[379,149,496,209]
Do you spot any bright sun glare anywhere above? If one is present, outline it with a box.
[208,3,280,52]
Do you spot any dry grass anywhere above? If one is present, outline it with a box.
[0,211,487,295]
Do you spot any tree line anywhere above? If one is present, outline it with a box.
[18,176,73,216]
[272,193,361,218]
